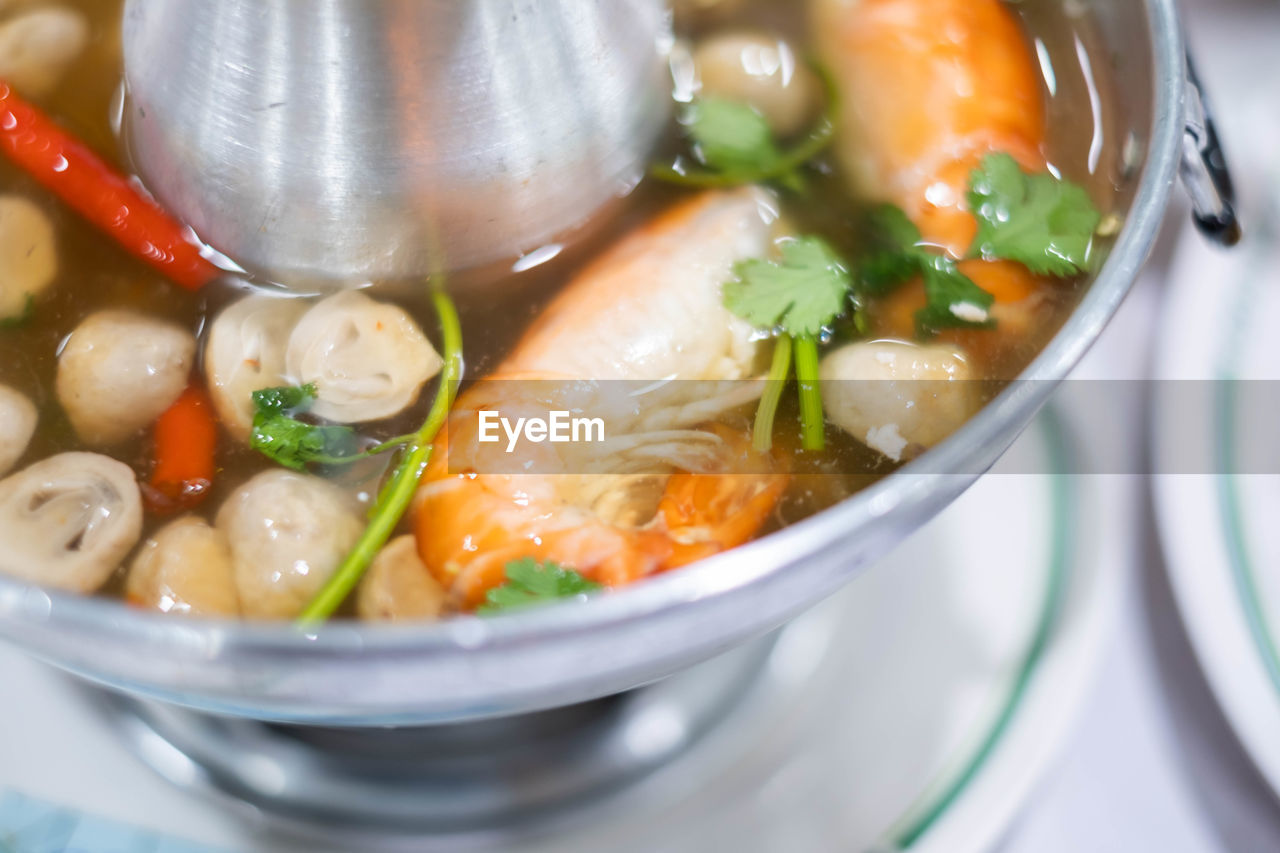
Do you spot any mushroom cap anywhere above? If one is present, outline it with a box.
[285,290,442,424]
[693,31,819,137]
[820,339,977,461]
[357,535,446,623]
[127,516,240,617]
[0,452,143,593]
[0,195,56,321]
[204,293,310,441]
[0,7,89,97]
[215,469,363,619]
[56,309,196,446]
[0,384,36,476]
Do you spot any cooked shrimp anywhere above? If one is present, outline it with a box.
[813,0,1050,364]
[415,189,790,609]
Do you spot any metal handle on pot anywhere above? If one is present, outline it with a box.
[1180,53,1241,247]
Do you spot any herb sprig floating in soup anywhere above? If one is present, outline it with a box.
[0,0,1117,622]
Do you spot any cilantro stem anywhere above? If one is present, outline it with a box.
[296,286,463,626]
[753,336,792,453]
[308,432,418,467]
[793,334,825,451]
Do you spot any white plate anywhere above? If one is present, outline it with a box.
[0,408,1124,853]
[1152,118,1280,801]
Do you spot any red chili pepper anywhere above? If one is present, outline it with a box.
[0,81,219,291]
[144,385,219,514]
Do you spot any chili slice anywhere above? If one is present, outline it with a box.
[0,80,219,291]
[144,384,219,514]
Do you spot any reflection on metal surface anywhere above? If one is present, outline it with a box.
[120,0,670,284]
[94,630,783,838]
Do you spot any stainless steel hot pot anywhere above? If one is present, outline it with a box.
[0,0,1232,729]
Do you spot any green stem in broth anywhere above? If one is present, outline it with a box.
[297,285,464,626]
[793,334,825,452]
[753,335,792,453]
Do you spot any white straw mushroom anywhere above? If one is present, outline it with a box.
[56,309,196,445]
[0,452,143,592]
[285,290,442,424]
[0,384,36,476]
[204,293,310,441]
[126,517,240,617]
[820,340,977,462]
[215,470,363,619]
[693,32,819,137]
[0,195,56,322]
[0,7,89,97]
[357,535,445,623]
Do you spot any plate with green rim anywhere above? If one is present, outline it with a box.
[0,406,1126,852]
[1152,145,1280,801]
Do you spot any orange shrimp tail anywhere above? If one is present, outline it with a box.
[817,0,1056,369]
[875,259,1047,368]
[659,472,790,568]
[414,398,788,611]
[816,0,1047,252]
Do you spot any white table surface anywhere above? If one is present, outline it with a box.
[999,2,1280,847]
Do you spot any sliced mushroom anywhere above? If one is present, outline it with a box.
[56,309,196,446]
[0,384,36,476]
[0,7,89,97]
[820,340,977,462]
[204,293,310,441]
[126,517,240,617]
[357,535,446,623]
[215,470,363,619]
[0,452,143,592]
[285,290,442,424]
[693,32,819,137]
[0,195,56,322]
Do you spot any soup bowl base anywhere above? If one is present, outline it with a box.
[89,627,792,842]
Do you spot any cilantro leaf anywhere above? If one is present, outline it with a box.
[689,97,785,175]
[250,384,362,471]
[914,256,997,335]
[253,383,317,415]
[849,202,999,336]
[651,66,838,191]
[967,152,1101,276]
[478,558,602,615]
[724,237,853,337]
[859,204,926,296]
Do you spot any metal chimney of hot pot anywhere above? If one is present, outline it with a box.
[120,0,672,286]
